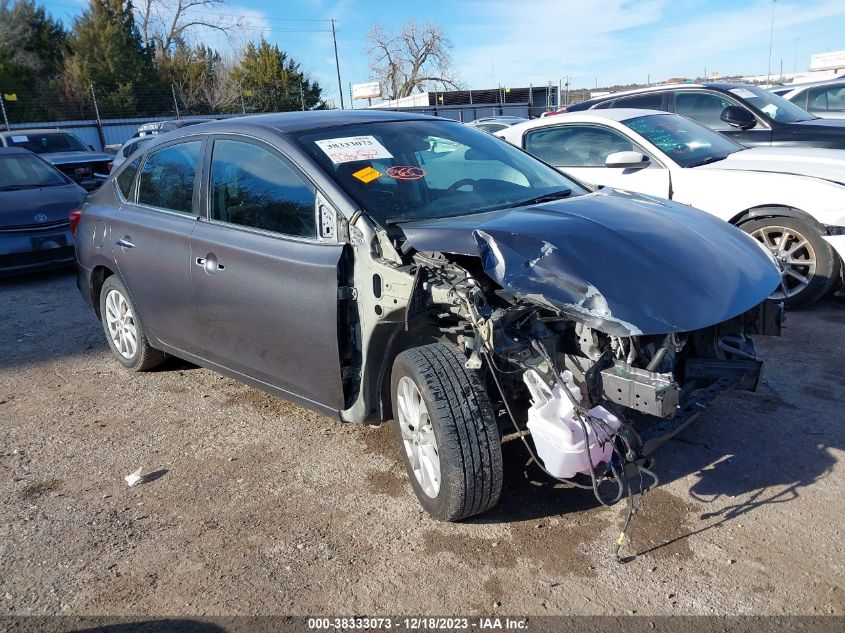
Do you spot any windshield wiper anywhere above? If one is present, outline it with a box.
[509,188,573,207]
[687,156,727,168]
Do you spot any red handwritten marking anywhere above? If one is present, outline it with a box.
[386,166,426,180]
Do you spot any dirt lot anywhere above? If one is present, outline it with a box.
[1,269,844,617]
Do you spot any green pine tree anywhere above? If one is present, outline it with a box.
[0,0,67,121]
[63,0,167,117]
[231,39,326,113]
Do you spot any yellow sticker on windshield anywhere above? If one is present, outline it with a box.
[353,166,382,183]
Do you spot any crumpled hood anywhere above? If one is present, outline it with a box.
[399,189,781,336]
[701,147,845,184]
[42,151,113,165]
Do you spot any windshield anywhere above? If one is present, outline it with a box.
[0,153,67,189]
[625,113,744,168]
[6,132,91,154]
[728,86,816,123]
[292,119,586,226]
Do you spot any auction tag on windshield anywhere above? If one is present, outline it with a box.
[10,135,28,142]
[729,88,757,99]
[352,166,382,183]
[315,135,393,164]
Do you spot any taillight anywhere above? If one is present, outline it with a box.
[69,209,82,236]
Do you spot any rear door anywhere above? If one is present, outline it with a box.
[110,137,204,352]
[671,89,773,147]
[522,123,671,197]
[190,135,346,412]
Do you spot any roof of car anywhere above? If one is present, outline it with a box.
[0,147,34,155]
[500,108,668,135]
[571,82,760,107]
[774,76,845,92]
[182,109,440,136]
[0,128,63,136]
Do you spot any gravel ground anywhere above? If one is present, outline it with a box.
[1,269,844,617]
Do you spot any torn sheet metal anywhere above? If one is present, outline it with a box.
[398,189,781,336]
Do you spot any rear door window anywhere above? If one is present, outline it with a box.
[209,139,316,238]
[137,140,202,214]
[612,93,665,110]
[807,85,845,113]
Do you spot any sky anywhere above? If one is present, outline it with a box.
[42,0,845,107]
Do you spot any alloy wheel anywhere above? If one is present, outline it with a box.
[104,289,138,359]
[396,376,441,498]
[750,225,817,300]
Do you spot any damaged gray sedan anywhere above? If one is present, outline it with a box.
[75,111,783,521]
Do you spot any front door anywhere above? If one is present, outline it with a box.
[523,123,671,197]
[190,137,346,412]
[111,138,204,353]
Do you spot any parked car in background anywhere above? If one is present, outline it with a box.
[0,129,111,190]
[136,119,212,137]
[0,148,86,274]
[560,83,845,149]
[498,109,845,307]
[771,78,845,120]
[467,116,528,133]
[75,111,781,521]
[110,136,152,173]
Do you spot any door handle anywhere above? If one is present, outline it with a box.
[196,254,224,274]
[115,237,135,248]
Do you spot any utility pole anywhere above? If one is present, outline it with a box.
[90,84,105,150]
[171,84,181,119]
[793,37,799,77]
[331,19,344,109]
[767,0,777,85]
[300,78,306,111]
[0,94,9,131]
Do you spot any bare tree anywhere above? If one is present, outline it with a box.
[134,0,243,56]
[366,20,460,100]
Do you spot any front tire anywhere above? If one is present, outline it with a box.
[740,216,838,308]
[391,343,503,521]
[99,276,166,371]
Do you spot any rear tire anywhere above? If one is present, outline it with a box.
[99,276,167,371]
[740,216,838,308]
[391,343,503,521]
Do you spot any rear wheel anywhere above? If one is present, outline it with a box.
[99,276,166,371]
[391,343,503,521]
[741,216,838,308]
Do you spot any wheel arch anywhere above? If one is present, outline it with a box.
[370,316,461,423]
[90,264,116,320]
[730,205,827,231]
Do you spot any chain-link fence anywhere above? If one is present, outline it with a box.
[1,80,320,150]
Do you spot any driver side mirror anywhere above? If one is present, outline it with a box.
[605,151,650,169]
[720,105,756,130]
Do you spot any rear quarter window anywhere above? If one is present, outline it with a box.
[115,157,141,200]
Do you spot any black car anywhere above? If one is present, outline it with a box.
[562,83,845,148]
[0,148,86,274]
[0,129,113,190]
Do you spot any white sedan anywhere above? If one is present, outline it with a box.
[497,109,845,307]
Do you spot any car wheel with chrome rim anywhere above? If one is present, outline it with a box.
[391,343,503,521]
[99,275,167,371]
[741,216,838,308]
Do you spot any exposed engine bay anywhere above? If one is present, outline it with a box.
[397,246,781,553]
[409,248,781,449]
[334,190,783,541]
